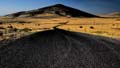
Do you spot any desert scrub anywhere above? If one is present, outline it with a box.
[112,24,115,26]
[112,28,120,30]
[7,25,13,29]
[0,21,3,24]
[12,28,18,32]
[90,26,94,29]
[4,27,19,34]
[0,31,3,36]
[0,27,5,29]
[116,19,120,21]
[20,28,32,32]
[16,21,31,23]
[92,31,109,34]
[80,26,83,28]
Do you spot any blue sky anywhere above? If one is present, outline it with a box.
[0,0,120,16]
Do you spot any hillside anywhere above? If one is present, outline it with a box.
[108,12,120,17]
[5,4,98,18]
[0,29,120,68]
[99,12,120,17]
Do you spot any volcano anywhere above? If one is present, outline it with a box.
[5,4,98,18]
[0,29,120,68]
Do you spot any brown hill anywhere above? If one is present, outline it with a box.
[99,12,120,17]
[0,29,120,68]
[5,4,98,18]
[108,12,120,17]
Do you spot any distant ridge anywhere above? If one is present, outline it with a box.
[107,12,120,17]
[5,4,98,18]
[99,12,120,17]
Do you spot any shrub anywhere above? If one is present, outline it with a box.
[21,28,32,32]
[90,26,94,29]
[7,25,13,29]
[17,21,31,23]
[0,21,3,24]
[80,26,83,28]
[112,24,115,26]
[5,27,18,33]
[0,31,3,36]
[17,21,26,23]
[13,28,18,32]
[38,24,40,26]
[0,27,5,29]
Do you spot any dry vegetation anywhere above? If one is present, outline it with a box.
[0,16,120,41]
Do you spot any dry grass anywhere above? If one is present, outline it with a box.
[0,17,120,40]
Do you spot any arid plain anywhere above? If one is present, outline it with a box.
[0,4,120,41]
[0,16,120,41]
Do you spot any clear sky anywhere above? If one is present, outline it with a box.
[0,0,120,16]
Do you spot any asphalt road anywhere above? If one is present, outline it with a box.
[0,29,120,68]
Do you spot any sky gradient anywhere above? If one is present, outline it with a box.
[0,0,120,16]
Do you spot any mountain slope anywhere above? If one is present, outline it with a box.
[0,29,120,68]
[5,4,98,18]
[108,12,120,17]
[99,12,120,17]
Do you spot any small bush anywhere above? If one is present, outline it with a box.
[90,26,94,29]
[21,28,32,32]
[7,25,13,29]
[13,28,18,32]
[43,28,49,30]
[80,26,83,28]
[112,24,115,26]
[17,21,31,23]
[0,27,5,29]
[116,19,120,21]
[0,31,3,36]
[38,24,40,26]
[17,21,26,23]
[0,21,3,24]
